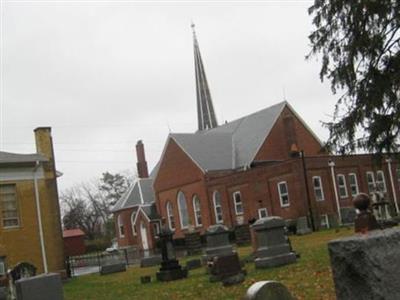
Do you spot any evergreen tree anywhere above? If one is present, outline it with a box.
[308,0,400,154]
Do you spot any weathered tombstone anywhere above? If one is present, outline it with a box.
[100,262,126,275]
[328,227,400,300]
[208,253,246,286]
[185,259,202,270]
[251,217,297,269]
[203,225,234,261]
[234,224,251,246]
[156,227,188,281]
[9,262,36,300]
[140,255,162,268]
[340,207,357,224]
[244,280,294,300]
[15,273,63,300]
[184,231,202,255]
[295,216,311,235]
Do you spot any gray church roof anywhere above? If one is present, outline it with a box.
[0,151,48,165]
[168,101,287,171]
[112,178,155,212]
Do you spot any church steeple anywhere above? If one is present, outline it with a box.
[192,23,218,131]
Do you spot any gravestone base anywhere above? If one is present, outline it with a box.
[222,272,246,286]
[156,259,188,282]
[140,255,162,268]
[254,252,297,269]
[100,263,126,275]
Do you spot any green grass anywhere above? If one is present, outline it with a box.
[64,228,354,300]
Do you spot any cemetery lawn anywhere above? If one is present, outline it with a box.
[63,228,353,300]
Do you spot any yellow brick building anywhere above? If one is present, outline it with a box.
[0,127,64,275]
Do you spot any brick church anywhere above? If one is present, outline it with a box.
[113,25,400,250]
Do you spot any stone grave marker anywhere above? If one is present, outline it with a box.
[244,280,294,300]
[184,231,202,255]
[156,227,188,281]
[251,216,297,269]
[208,253,246,286]
[185,259,202,270]
[140,255,162,268]
[0,287,6,300]
[329,227,400,300]
[353,193,380,233]
[234,224,251,246]
[203,225,234,261]
[15,273,63,300]
[295,216,311,235]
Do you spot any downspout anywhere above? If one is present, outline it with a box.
[328,160,342,225]
[386,158,399,214]
[33,161,48,273]
[300,151,315,231]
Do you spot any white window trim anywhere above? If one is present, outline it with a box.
[177,192,189,230]
[166,202,175,231]
[312,176,325,201]
[258,208,268,219]
[376,170,387,193]
[213,191,223,224]
[232,191,244,216]
[337,174,348,198]
[117,215,125,238]
[320,214,330,229]
[278,181,290,207]
[366,171,376,193]
[348,173,359,196]
[192,195,202,227]
[1,184,20,229]
[130,211,137,236]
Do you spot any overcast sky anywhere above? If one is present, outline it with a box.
[0,0,338,191]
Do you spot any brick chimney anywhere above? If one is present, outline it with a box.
[34,127,56,176]
[136,140,149,178]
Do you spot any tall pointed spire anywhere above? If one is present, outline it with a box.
[192,23,218,131]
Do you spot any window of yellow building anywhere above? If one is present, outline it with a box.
[0,184,19,228]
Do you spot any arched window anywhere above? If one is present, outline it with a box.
[131,211,137,236]
[118,214,125,238]
[166,201,175,230]
[192,195,202,227]
[213,191,223,224]
[177,191,189,229]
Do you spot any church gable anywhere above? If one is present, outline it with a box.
[254,104,325,161]
[153,138,204,192]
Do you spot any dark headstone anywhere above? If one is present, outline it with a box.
[204,225,234,261]
[296,216,311,235]
[251,217,297,269]
[234,224,251,246]
[140,276,151,284]
[328,227,400,300]
[140,256,162,268]
[186,259,202,270]
[244,280,294,300]
[184,231,202,255]
[156,228,188,282]
[208,253,246,285]
[340,207,357,224]
[15,273,63,300]
[100,263,126,275]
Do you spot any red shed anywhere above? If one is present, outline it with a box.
[63,229,86,257]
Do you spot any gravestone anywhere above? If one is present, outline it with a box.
[234,224,251,246]
[15,273,63,300]
[184,231,202,255]
[208,253,246,286]
[340,207,357,224]
[156,228,188,282]
[140,255,162,268]
[244,280,294,300]
[100,263,126,275]
[185,259,202,270]
[0,287,6,300]
[252,216,297,269]
[203,225,234,261]
[295,216,311,235]
[353,193,380,233]
[328,227,400,300]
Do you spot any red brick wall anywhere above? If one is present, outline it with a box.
[254,106,326,161]
[114,208,139,248]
